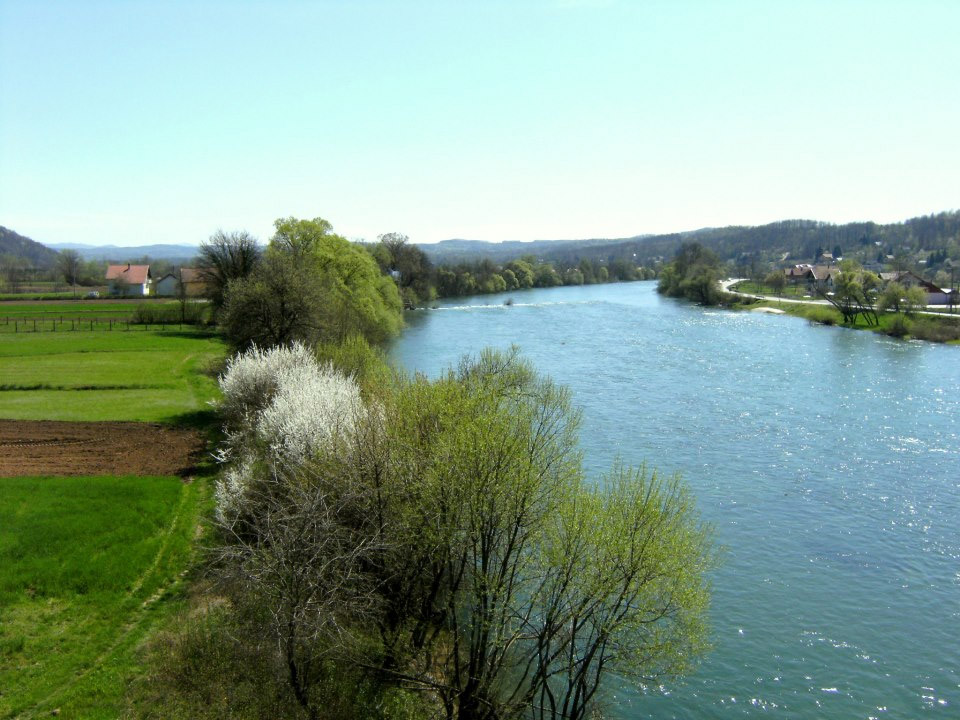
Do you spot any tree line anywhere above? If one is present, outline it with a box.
[151,215,715,719]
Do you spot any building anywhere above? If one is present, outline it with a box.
[153,268,208,298]
[879,270,949,304]
[105,264,152,296]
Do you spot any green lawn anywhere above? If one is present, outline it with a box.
[0,329,225,423]
[0,301,143,319]
[0,475,207,719]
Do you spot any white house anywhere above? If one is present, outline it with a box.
[105,264,152,297]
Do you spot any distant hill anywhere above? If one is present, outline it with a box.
[419,237,632,265]
[0,226,61,268]
[44,242,201,262]
[537,212,960,271]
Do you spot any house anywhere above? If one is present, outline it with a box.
[808,265,839,292]
[154,273,179,297]
[105,264,152,296]
[785,264,813,285]
[153,268,208,298]
[879,270,949,304]
[179,268,208,297]
[785,264,837,292]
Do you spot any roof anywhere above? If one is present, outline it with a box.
[810,266,836,281]
[105,264,151,285]
[879,270,945,293]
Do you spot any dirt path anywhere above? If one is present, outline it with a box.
[0,419,207,477]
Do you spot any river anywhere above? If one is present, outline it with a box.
[387,281,960,719]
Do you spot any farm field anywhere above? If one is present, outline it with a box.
[0,475,206,719]
[0,300,148,319]
[0,329,225,423]
[0,324,226,716]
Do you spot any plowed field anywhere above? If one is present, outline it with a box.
[0,419,206,477]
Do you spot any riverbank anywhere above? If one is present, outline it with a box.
[722,279,960,344]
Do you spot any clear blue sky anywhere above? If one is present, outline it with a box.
[1,0,957,247]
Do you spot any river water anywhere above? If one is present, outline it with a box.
[387,281,960,719]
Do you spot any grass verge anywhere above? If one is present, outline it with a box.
[0,475,208,719]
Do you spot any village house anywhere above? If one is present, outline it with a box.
[784,264,838,292]
[105,263,152,297]
[879,270,949,304]
[154,268,208,298]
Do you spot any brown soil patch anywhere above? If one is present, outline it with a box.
[0,420,207,477]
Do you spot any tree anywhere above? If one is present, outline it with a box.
[371,350,713,720]
[220,218,403,350]
[212,346,714,720]
[657,243,724,305]
[197,229,262,309]
[58,249,81,297]
[816,262,878,325]
[270,217,403,342]
[764,269,786,298]
[219,251,329,350]
[505,259,535,288]
[376,232,434,304]
[878,282,926,315]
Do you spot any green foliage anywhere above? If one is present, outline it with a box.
[219,250,332,350]
[374,232,434,304]
[220,217,403,350]
[208,346,713,719]
[884,313,912,338]
[0,475,204,718]
[658,242,725,305]
[878,282,926,315]
[816,262,879,326]
[197,229,262,310]
[132,300,211,325]
[798,305,841,326]
[904,316,960,343]
[764,270,786,295]
[314,333,392,398]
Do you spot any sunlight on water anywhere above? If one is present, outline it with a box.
[389,282,960,719]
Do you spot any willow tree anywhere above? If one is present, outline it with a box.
[219,217,403,350]
[371,349,713,720]
[212,346,714,719]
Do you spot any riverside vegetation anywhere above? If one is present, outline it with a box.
[137,217,714,720]
[657,242,960,344]
[1,216,713,719]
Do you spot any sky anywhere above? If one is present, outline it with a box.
[1,0,958,248]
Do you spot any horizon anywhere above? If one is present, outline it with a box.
[2,1,958,247]
[26,209,957,251]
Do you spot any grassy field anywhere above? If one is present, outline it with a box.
[0,300,212,333]
[0,301,144,319]
[0,475,207,719]
[0,329,225,423]
[0,306,226,717]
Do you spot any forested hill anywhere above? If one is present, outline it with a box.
[419,237,634,265]
[0,226,59,267]
[539,212,960,268]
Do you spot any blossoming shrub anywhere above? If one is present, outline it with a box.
[214,342,367,523]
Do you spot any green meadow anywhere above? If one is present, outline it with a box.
[0,329,225,423]
[0,475,207,719]
[0,301,142,319]
[0,325,226,717]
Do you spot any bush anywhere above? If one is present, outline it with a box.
[884,313,912,338]
[132,301,210,325]
[802,305,840,326]
[906,317,960,343]
[214,342,369,523]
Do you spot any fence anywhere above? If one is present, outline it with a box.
[1,317,207,333]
